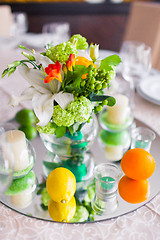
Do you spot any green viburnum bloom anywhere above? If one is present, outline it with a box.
[52,96,93,127]
[36,121,56,135]
[52,105,75,127]
[69,34,88,50]
[46,41,77,63]
[67,96,93,123]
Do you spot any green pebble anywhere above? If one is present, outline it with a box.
[5,171,36,196]
[100,129,130,146]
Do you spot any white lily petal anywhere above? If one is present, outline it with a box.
[48,80,62,94]
[77,50,92,61]
[32,92,54,126]
[94,59,101,69]
[33,53,53,68]
[19,65,51,94]
[9,87,36,106]
[54,91,74,109]
[90,44,99,61]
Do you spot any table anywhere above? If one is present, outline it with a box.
[0,49,160,240]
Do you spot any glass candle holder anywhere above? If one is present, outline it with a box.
[99,129,131,162]
[92,163,122,215]
[131,127,156,152]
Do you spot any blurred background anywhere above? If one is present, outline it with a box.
[0,0,159,52]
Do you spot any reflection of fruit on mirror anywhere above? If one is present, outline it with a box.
[46,167,76,203]
[118,175,150,204]
[48,196,76,222]
[121,148,155,180]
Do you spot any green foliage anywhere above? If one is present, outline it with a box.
[90,95,116,107]
[55,126,66,138]
[100,54,121,71]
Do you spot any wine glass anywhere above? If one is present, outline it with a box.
[120,41,152,106]
[11,12,28,38]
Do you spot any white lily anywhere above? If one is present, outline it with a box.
[77,50,92,61]
[90,43,99,62]
[33,52,52,69]
[10,64,74,127]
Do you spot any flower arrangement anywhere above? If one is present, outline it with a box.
[2,34,121,138]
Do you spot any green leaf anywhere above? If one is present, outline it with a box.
[90,94,116,106]
[1,68,9,78]
[68,125,74,136]
[40,203,48,211]
[63,65,88,91]
[7,61,21,68]
[43,161,61,170]
[8,67,16,77]
[55,126,66,138]
[18,45,33,53]
[21,52,35,61]
[107,96,116,106]
[37,182,46,189]
[51,122,58,128]
[100,54,121,71]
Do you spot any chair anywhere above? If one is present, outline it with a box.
[0,5,13,37]
[123,1,160,70]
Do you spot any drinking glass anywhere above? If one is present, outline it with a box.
[120,41,152,106]
[131,127,155,152]
[92,163,122,215]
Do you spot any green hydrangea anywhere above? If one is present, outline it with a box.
[36,122,56,135]
[52,105,74,127]
[69,34,88,50]
[52,96,93,127]
[46,41,77,63]
[67,96,93,123]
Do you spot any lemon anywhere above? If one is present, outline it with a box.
[48,196,76,222]
[46,167,76,203]
[19,125,37,140]
[15,109,36,126]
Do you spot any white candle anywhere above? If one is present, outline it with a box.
[106,94,129,125]
[6,130,29,171]
[105,145,124,161]
[10,187,33,209]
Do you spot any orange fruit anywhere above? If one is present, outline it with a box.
[46,167,76,203]
[121,148,155,180]
[118,175,150,204]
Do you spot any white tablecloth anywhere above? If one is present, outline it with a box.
[0,49,160,240]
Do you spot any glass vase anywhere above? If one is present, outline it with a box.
[40,114,99,191]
